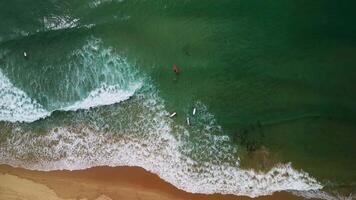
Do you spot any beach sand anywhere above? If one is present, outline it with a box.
[0,164,306,200]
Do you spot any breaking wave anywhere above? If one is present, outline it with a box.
[0,38,142,123]
[0,87,323,197]
[0,70,50,122]
[0,37,323,198]
[0,74,140,123]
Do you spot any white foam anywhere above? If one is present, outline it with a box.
[0,38,142,123]
[43,15,79,31]
[89,0,124,8]
[90,0,113,8]
[0,89,323,198]
[0,37,324,198]
[63,83,141,111]
[0,70,140,122]
[0,70,50,122]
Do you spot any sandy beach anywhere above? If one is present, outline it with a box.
[0,164,306,200]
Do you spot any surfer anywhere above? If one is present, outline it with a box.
[172,64,180,74]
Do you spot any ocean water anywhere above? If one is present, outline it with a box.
[0,0,356,199]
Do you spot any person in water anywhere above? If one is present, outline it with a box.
[172,64,180,74]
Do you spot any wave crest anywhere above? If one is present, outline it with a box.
[0,38,142,123]
[0,70,50,122]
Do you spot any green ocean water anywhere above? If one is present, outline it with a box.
[0,0,356,198]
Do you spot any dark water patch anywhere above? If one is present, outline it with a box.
[264,117,356,193]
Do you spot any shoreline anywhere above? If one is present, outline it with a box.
[0,164,306,200]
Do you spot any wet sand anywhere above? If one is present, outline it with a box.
[0,164,306,200]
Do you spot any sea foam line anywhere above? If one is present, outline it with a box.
[0,118,323,198]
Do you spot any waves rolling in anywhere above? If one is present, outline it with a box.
[0,38,323,197]
[0,86,322,197]
[0,1,355,199]
[0,70,49,122]
[0,38,142,122]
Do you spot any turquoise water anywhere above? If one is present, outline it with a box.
[0,0,355,198]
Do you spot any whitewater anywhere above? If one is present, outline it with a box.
[0,38,324,198]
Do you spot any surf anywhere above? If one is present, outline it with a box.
[0,37,142,123]
[0,72,141,123]
[0,70,50,122]
[0,85,323,197]
[0,38,323,197]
